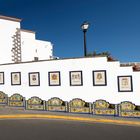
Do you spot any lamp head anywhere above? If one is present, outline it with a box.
[81,21,89,32]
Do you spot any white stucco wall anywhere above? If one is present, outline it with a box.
[20,30,36,62]
[0,57,140,105]
[20,30,53,61]
[0,18,20,64]
[35,40,53,60]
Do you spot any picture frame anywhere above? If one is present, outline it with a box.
[48,71,61,86]
[29,72,40,86]
[93,70,107,86]
[69,71,83,86]
[0,72,4,85]
[118,76,133,92]
[11,72,21,85]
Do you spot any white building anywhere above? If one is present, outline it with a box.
[0,15,53,64]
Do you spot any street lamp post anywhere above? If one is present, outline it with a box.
[81,21,89,57]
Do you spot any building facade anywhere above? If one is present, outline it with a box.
[0,15,140,106]
[0,15,53,64]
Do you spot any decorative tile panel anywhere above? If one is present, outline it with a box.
[26,96,45,110]
[120,101,135,111]
[93,100,117,116]
[46,97,68,112]
[0,91,8,105]
[47,97,63,106]
[94,100,109,109]
[69,98,92,114]
[118,101,140,117]
[69,98,85,107]
[8,93,25,107]
[95,109,115,115]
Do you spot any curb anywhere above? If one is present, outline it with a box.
[0,114,140,126]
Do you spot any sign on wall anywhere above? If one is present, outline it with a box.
[11,72,21,85]
[93,70,107,86]
[0,72,4,84]
[48,71,61,86]
[29,72,40,86]
[117,76,133,92]
[69,71,83,86]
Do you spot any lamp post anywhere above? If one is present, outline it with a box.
[81,21,89,57]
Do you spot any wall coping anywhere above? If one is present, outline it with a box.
[0,15,22,22]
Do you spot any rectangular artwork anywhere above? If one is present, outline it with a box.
[70,71,83,86]
[0,72,4,84]
[93,70,107,86]
[11,72,21,85]
[48,71,61,86]
[29,72,40,86]
[118,76,133,92]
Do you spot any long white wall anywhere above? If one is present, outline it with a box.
[0,57,140,105]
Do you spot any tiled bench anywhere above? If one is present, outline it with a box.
[93,99,117,116]
[0,91,8,106]
[46,97,68,112]
[8,93,25,108]
[26,96,45,110]
[118,101,140,117]
[69,98,92,114]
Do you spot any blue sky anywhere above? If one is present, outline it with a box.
[0,0,140,62]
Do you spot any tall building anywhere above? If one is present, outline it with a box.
[0,15,53,64]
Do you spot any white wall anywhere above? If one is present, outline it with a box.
[0,57,140,105]
[20,30,36,62]
[0,18,20,64]
[35,40,53,60]
[20,30,53,62]
[0,16,53,64]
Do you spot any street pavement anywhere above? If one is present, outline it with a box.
[0,107,140,140]
[0,118,140,140]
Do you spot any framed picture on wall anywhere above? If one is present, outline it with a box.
[0,72,4,85]
[29,72,40,86]
[48,71,61,86]
[11,72,21,85]
[118,76,133,92]
[93,70,107,86]
[69,71,83,86]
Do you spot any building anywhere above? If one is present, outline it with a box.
[0,15,53,64]
[0,15,140,106]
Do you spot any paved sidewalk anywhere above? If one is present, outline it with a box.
[0,106,140,126]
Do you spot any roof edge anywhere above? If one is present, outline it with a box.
[0,15,22,22]
[20,29,35,34]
